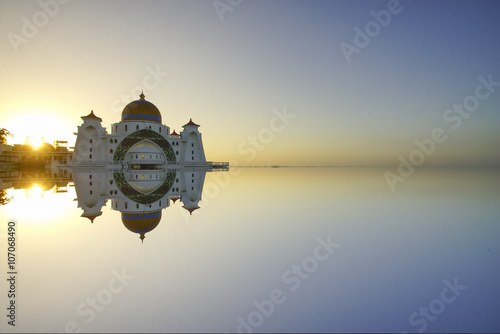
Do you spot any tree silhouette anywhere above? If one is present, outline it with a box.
[0,128,13,145]
[0,189,12,206]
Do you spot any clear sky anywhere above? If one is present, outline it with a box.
[1,0,499,166]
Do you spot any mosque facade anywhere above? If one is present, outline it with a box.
[72,92,206,167]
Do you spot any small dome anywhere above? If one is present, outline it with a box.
[121,92,162,123]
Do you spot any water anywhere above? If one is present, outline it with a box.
[0,167,499,333]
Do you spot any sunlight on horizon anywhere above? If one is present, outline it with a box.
[3,110,75,147]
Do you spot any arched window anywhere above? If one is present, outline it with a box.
[136,125,139,130]
[110,139,113,144]
[125,202,128,209]
[192,143,194,147]
[136,203,139,209]
[114,139,117,144]
[125,125,128,131]
[110,180,113,185]
[176,151,179,155]
[110,149,113,154]
[110,190,113,195]
[159,127,161,133]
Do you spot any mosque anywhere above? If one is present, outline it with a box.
[70,93,227,242]
[72,92,206,167]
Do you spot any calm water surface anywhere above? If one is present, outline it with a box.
[0,167,499,333]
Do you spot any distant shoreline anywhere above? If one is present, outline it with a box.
[231,165,500,169]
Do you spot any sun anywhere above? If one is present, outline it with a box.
[2,109,74,147]
[30,136,45,148]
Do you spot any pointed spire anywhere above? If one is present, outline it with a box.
[186,207,199,215]
[139,91,145,100]
[183,118,200,127]
[82,213,101,223]
[81,110,102,121]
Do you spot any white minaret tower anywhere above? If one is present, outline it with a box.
[72,111,107,165]
[180,119,206,164]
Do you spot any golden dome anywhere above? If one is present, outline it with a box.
[121,92,162,123]
[122,211,162,242]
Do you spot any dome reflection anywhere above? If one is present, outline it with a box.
[72,166,210,242]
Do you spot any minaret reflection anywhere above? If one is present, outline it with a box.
[72,166,208,242]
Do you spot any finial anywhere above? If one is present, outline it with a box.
[140,91,145,100]
[140,233,145,243]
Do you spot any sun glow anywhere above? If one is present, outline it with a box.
[26,185,45,198]
[29,137,45,148]
[3,109,75,147]
[3,185,76,227]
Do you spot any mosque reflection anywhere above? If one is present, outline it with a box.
[0,166,218,242]
[74,166,210,242]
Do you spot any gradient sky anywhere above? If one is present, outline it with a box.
[1,0,499,166]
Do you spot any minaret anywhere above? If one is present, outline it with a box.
[181,119,206,164]
[72,110,106,165]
